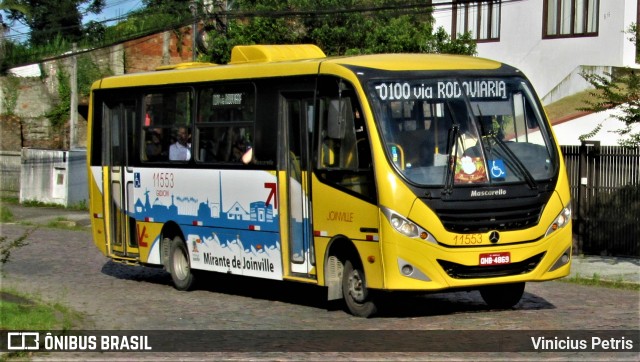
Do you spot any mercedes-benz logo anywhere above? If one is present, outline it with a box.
[489,231,500,243]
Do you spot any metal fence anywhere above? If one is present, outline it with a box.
[561,142,640,258]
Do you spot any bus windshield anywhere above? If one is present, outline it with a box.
[369,77,557,187]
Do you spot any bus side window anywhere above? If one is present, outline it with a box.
[316,80,376,201]
[142,90,193,163]
[195,84,256,164]
[320,99,357,170]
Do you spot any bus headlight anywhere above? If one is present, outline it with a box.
[545,203,572,237]
[382,207,437,244]
[391,214,419,237]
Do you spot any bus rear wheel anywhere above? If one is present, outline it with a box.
[342,259,378,318]
[479,282,525,309]
[169,236,196,291]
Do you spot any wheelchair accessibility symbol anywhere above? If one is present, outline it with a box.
[490,159,506,179]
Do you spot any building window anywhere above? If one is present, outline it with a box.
[543,0,599,38]
[453,0,501,42]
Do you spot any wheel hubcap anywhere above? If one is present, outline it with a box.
[173,249,189,280]
[348,270,366,303]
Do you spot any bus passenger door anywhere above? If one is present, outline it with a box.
[104,101,138,258]
[281,94,315,278]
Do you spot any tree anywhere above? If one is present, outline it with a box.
[0,1,29,64]
[202,0,476,63]
[3,0,104,46]
[580,23,640,148]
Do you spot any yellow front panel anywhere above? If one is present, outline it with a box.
[381,220,572,290]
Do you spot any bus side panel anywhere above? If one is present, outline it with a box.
[185,226,282,280]
[130,168,282,278]
[135,221,163,264]
[311,176,383,289]
[88,165,107,256]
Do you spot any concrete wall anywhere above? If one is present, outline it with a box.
[20,148,88,207]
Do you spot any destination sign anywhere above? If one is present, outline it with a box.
[212,93,243,106]
[374,80,507,101]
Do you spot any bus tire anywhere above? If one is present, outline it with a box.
[169,236,195,291]
[342,259,377,318]
[479,282,525,309]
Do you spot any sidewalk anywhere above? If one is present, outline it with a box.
[2,203,92,228]
[1,202,638,285]
[569,255,640,285]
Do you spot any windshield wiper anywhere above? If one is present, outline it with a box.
[442,103,461,196]
[475,105,538,190]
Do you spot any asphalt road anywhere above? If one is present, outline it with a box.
[1,224,638,361]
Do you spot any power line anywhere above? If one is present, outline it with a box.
[5,0,525,43]
[5,0,524,67]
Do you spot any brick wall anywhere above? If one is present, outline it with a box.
[124,27,195,72]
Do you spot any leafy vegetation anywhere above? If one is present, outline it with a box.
[3,0,105,46]
[579,22,640,147]
[204,0,476,63]
[0,203,13,222]
[0,74,20,116]
[579,68,640,147]
[2,0,476,70]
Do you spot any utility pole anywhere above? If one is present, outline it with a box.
[70,43,78,150]
[0,15,7,64]
[190,1,198,61]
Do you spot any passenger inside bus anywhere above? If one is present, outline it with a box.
[145,128,167,161]
[169,126,191,161]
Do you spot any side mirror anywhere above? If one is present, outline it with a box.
[327,99,353,139]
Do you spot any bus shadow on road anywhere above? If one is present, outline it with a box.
[372,289,556,318]
[101,261,556,317]
[101,260,173,286]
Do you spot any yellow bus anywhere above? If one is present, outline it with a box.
[87,44,572,317]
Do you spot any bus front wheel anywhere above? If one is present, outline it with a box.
[479,282,525,309]
[169,236,195,291]
[342,259,378,318]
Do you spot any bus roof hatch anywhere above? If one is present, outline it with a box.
[229,44,326,64]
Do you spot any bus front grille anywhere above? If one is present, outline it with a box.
[436,204,544,233]
[437,252,545,279]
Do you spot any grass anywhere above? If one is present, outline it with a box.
[1,196,88,211]
[0,288,86,360]
[0,204,13,223]
[46,217,83,230]
[560,273,640,291]
[0,196,88,231]
[544,90,595,122]
[1,293,65,330]
[22,199,88,211]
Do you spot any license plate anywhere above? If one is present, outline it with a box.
[479,252,511,266]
